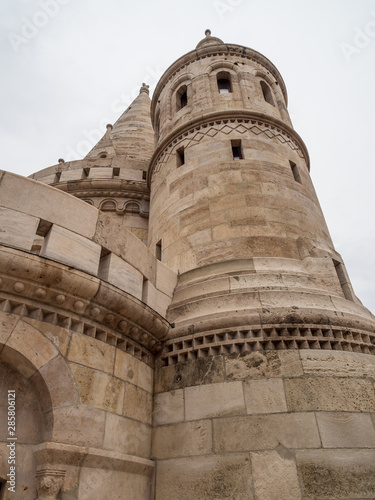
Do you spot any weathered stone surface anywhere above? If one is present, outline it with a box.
[70,363,125,414]
[296,449,375,499]
[123,383,152,425]
[153,389,184,426]
[155,454,254,500]
[284,376,375,412]
[213,413,321,452]
[244,378,287,414]
[316,412,375,448]
[0,206,39,251]
[226,350,303,381]
[68,333,115,374]
[251,450,302,500]
[41,224,101,275]
[185,381,245,420]
[152,420,212,459]
[103,413,151,458]
[114,349,153,393]
[300,350,375,378]
[154,356,225,393]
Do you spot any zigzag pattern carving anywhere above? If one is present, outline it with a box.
[153,119,304,178]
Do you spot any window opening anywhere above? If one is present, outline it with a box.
[260,81,275,106]
[177,147,185,167]
[289,161,302,184]
[231,140,243,160]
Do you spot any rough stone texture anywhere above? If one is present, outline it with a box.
[213,413,321,452]
[152,420,212,459]
[0,30,374,500]
[284,376,375,412]
[316,412,375,448]
[297,449,375,499]
[251,450,302,500]
[155,454,254,500]
[184,381,245,420]
[244,378,288,414]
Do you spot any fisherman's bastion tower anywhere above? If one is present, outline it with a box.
[0,31,374,499]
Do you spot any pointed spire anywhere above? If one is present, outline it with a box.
[85,84,154,161]
[110,84,153,159]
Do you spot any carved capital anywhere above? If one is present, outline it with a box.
[35,468,66,500]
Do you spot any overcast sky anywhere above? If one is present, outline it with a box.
[1,0,374,312]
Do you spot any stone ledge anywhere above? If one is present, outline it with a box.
[33,442,154,475]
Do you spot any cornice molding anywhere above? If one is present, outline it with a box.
[0,245,170,365]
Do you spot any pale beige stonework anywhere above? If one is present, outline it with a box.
[0,30,374,499]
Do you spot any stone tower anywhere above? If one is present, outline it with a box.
[0,31,374,499]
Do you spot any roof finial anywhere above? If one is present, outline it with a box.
[58,158,65,164]
[140,83,150,95]
[205,29,211,37]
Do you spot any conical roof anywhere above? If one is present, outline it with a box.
[86,83,154,161]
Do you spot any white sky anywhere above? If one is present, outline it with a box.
[1,0,374,312]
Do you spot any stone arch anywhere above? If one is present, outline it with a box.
[0,316,80,436]
[169,73,194,115]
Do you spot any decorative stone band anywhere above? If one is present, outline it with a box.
[159,324,375,366]
[56,178,150,203]
[36,468,66,500]
[0,246,170,365]
[147,111,310,185]
[151,43,288,115]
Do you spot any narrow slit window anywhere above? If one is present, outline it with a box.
[142,277,148,303]
[177,85,188,110]
[231,140,243,160]
[290,161,302,184]
[156,240,162,261]
[177,147,185,167]
[333,259,354,301]
[260,81,275,106]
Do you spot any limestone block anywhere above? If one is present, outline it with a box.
[114,349,153,393]
[316,412,375,448]
[226,350,303,381]
[48,406,106,447]
[284,376,375,412]
[70,364,125,414]
[296,449,375,499]
[0,312,19,347]
[78,467,151,500]
[251,450,302,500]
[23,318,71,357]
[1,320,58,378]
[38,173,56,184]
[32,355,79,410]
[41,225,101,275]
[68,333,115,374]
[213,413,321,452]
[154,356,225,393]
[0,207,39,251]
[152,420,212,459]
[244,378,288,414]
[230,273,284,292]
[59,169,84,182]
[0,172,99,239]
[155,454,254,500]
[155,260,177,297]
[118,168,143,181]
[89,167,113,179]
[98,252,143,299]
[300,350,375,378]
[123,383,152,425]
[103,413,151,458]
[153,389,184,426]
[185,381,245,420]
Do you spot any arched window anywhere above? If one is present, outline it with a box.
[177,85,188,110]
[260,81,275,106]
[217,71,232,94]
